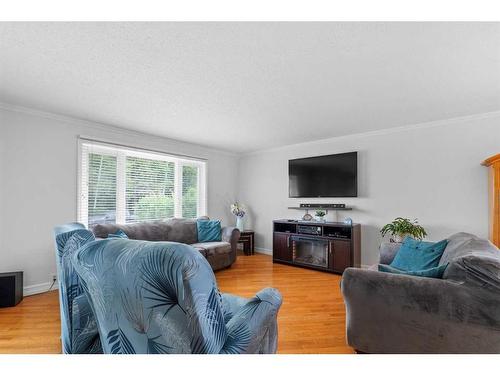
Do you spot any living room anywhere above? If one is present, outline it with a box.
[1,1,500,372]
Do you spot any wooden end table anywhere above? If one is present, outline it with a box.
[238,230,255,255]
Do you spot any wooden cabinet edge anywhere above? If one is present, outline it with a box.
[482,154,500,248]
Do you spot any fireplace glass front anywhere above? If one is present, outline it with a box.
[291,236,328,268]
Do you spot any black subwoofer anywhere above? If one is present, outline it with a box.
[0,271,23,307]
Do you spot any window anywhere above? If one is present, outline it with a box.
[78,139,207,226]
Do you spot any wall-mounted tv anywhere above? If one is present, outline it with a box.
[289,152,357,198]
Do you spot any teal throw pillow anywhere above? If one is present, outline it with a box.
[378,263,448,278]
[108,229,129,239]
[197,220,222,242]
[390,236,448,271]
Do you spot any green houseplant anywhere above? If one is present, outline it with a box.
[380,217,427,242]
[315,210,326,222]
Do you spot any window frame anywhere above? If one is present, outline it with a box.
[77,137,207,226]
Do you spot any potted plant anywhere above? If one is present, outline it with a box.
[380,217,427,243]
[315,210,326,222]
[230,202,246,231]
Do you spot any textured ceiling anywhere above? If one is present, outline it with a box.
[1,22,499,153]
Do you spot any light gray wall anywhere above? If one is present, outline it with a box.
[237,114,500,265]
[0,106,239,293]
[1,104,499,293]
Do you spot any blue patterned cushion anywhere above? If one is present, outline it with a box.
[197,220,222,242]
[108,229,129,239]
[390,237,448,271]
[378,263,448,278]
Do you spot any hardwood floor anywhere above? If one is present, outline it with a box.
[0,287,61,354]
[0,252,354,354]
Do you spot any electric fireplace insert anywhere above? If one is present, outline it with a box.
[291,236,329,268]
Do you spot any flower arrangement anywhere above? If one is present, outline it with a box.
[231,202,246,231]
[231,202,246,218]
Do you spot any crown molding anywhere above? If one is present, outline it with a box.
[2,100,499,158]
[242,110,500,157]
[481,153,500,167]
[0,101,239,158]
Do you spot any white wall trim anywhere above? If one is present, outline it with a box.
[0,101,238,158]
[3,100,499,159]
[24,282,58,297]
[254,247,272,256]
[243,110,500,156]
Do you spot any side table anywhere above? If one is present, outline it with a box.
[238,230,255,255]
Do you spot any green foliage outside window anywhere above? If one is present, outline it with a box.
[135,195,174,220]
[88,153,117,217]
[88,153,200,223]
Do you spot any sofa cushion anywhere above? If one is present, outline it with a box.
[439,232,500,265]
[196,220,222,242]
[378,263,448,278]
[191,241,232,256]
[443,254,500,289]
[165,218,198,244]
[390,236,448,271]
[91,221,170,241]
[91,218,198,244]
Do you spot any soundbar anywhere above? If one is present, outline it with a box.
[299,203,346,209]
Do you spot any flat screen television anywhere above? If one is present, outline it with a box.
[289,152,357,197]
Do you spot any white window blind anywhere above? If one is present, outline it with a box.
[78,139,207,226]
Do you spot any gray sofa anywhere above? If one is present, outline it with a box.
[341,232,500,353]
[91,217,240,271]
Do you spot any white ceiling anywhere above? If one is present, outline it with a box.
[1,22,499,153]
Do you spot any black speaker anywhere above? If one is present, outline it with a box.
[0,271,23,307]
[299,203,346,208]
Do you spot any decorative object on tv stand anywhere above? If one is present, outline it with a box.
[380,217,427,243]
[344,217,353,225]
[314,210,326,222]
[231,202,246,232]
[302,213,313,221]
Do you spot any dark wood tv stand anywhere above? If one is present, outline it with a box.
[272,220,361,274]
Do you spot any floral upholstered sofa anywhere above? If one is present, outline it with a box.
[53,223,282,354]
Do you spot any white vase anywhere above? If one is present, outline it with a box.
[392,233,410,243]
[236,216,244,232]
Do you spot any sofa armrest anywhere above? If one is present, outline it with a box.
[379,242,401,264]
[222,226,240,245]
[341,267,500,353]
[221,293,250,323]
[220,288,282,354]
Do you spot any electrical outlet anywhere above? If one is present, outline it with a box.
[51,273,57,282]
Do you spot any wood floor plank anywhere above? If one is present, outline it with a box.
[0,252,353,354]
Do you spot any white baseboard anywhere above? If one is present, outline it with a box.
[254,247,272,256]
[24,282,58,296]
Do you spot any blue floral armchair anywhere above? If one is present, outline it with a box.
[54,223,102,353]
[54,223,282,354]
